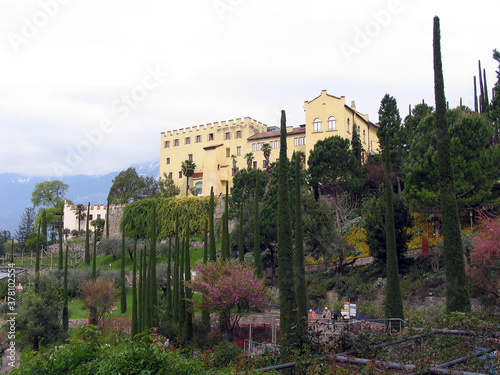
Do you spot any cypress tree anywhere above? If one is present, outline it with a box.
[224,183,230,259]
[106,200,110,239]
[173,213,180,322]
[131,238,138,337]
[92,228,97,280]
[85,203,90,266]
[383,134,405,325]
[10,239,14,264]
[253,171,262,278]
[141,245,148,330]
[484,68,489,111]
[41,209,47,241]
[138,246,143,333]
[179,237,185,329]
[209,187,216,261]
[293,152,307,334]
[149,203,158,325]
[58,210,63,271]
[120,225,127,313]
[62,244,69,332]
[433,16,471,313]
[184,221,193,341]
[35,224,41,293]
[238,206,244,264]
[221,211,227,261]
[202,219,211,329]
[277,110,296,357]
[166,235,172,318]
[474,76,478,113]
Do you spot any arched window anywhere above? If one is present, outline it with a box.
[363,130,366,143]
[328,116,336,131]
[195,181,203,196]
[313,118,322,132]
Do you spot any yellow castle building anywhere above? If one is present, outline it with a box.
[160,90,380,197]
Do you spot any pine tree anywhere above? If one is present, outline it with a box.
[85,203,90,266]
[120,225,127,313]
[433,16,471,313]
[62,244,69,332]
[253,171,262,278]
[131,238,138,337]
[277,110,296,357]
[209,187,216,261]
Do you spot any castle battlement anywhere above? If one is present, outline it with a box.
[161,117,266,138]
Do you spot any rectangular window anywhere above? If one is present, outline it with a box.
[166,157,170,164]
[236,146,241,156]
[168,172,173,179]
[185,137,190,145]
[179,171,182,179]
[253,161,257,169]
[188,154,193,161]
[174,139,179,146]
[294,137,298,146]
[89,214,93,221]
[226,148,230,157]
[208,133,214,141]
[236,130,242,138]
[196,135,201,143]
[362,130,366,143]
[224,132,231,140]
[164,141,170,148]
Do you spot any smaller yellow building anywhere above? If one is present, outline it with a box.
[159,90,379,197]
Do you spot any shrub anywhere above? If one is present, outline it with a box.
[211,340,242,368]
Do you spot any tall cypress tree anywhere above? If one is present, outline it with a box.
[35,224,41,293]
[238,206,244,264]
[120,225,127,313]
[293,152,307,335]
[277,110,296,357]
[166,235,172,318]
[221,211,227,261]
[138,246,144,333]
[85,203,90,266]
[433,16,471,313]
[149,203,158,325]
[58,209,63,271]
[209,187,216,261]
[184,221,193,341]
[10,239,14,264]
[92,228,97,280]
[224,183,230,259]
[253,171,262,278]
[202,219,211,329]
[131,238,138,337]
[179,237,186,329]
[62,244,69,333]
[173,213,180,322]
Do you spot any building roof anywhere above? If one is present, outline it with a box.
[247,126,305,141]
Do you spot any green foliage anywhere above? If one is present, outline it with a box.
[123,197,211,239]
[31,180,69,208]
[108,167,158,204]
[159,172,181,198]
[364,191,413,269]
[404,107,500,211]
[211,340,242,368]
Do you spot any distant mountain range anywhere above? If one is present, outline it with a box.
[0,161,160,236]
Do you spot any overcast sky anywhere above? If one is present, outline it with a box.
[0,0,498,177]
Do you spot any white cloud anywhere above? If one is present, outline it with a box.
[0,0,498,176]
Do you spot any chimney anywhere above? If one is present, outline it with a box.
[351,101,356,110]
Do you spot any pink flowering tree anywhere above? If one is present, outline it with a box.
[185,260,269,336]
[467,216,500,302]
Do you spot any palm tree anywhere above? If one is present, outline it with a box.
[181,160,196,196]
[245,152,254,169]
[262,142,271,171]
[75,204,86,232]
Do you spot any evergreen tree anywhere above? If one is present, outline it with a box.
[173,213,180,322]
[35,224,41,293]
[106,200,110,239]
[351,122,363,166]
[92,228,97,280]
[490,49,500,144]
[131,238,138,337]
[209,187,216,261]
[238,206,244,263]
[277,110,296,356]
[253,171,262,278]
[58,209,63,271]
[149,203,158,325]
[166,235,172,318]
[293,151,307,339]
[184,221,193,341]
[179,237,186,329]
[10,239,14,264]
[433,16,471,313]
[120,226,127,313]
[62,244,69,332]
[85,203,90,266]
[202,219,211,329]
[224,183,230,259]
